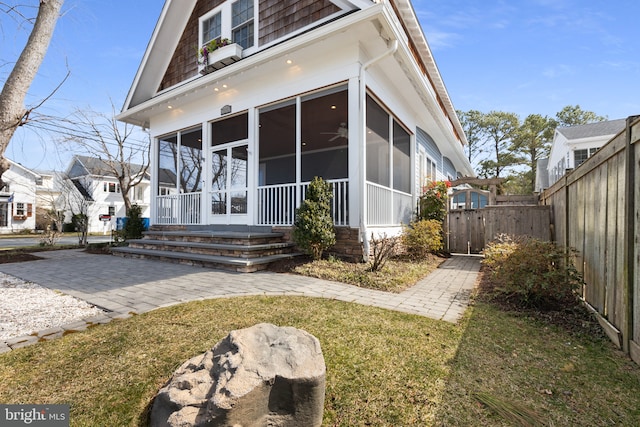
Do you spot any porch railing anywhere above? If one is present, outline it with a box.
[257,179,349,226]
[366,182,413,226]
[155,192,201,225]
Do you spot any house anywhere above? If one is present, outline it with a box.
[63,155,151,234]
[116,0,474,258]
[0,160,40,234]
[544,118,626,189]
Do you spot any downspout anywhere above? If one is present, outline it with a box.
[359,38,398,261]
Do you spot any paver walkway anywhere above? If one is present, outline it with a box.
[0,250,481,350]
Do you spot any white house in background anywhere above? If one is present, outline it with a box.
[545,119,626,188]
[0,160,40,233]
[64,155,151,234]
[117,0,473,256]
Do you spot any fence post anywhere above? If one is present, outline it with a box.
[624,116,638,355]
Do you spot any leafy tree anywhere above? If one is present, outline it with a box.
[478,111,520,179]
[555,105,607,127]
[511,114,556,193]
[418,181,450,222]
[293,177,336,260]
[457,109,487,169]
[0,0,64,188]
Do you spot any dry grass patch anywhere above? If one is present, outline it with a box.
[0,296,462,426]
[291,254,444,292]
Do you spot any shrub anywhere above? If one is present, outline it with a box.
[122,204,146,240]
[417,180,451,222]
[482,235,583,309]
[402,219,443,259]
[293,177,336,260]
[368,233,400,272]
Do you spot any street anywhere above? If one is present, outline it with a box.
[0,235,114,249]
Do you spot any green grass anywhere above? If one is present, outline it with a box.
[1,295,639,426]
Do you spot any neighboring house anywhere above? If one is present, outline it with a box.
[34,170,64,229]
[64,155,151,234]
[543,119,626,190]
[0,160,40,234]
[117,0,474,255]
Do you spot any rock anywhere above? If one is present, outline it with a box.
[150,323,326,427]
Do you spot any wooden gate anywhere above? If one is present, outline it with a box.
[446,205,552,254]
[447,209,485,254]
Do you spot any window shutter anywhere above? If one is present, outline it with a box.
[27,204,33,217]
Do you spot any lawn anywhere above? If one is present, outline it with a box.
[1,290,639,426]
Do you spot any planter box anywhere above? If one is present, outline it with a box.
[199,44,243,75]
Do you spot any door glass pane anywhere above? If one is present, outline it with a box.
[230,191,247,214]
[231,145,248,188]
[301,88,348,181]
[211,193,227,215]
[211,150,227,191]
[180,127,203,192]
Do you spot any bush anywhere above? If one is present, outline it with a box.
[482,235,583,309]
[402,219,443,259]
[293,177,336,260]
[121,204,146,240]
[368,233,400,272]
[417,180,450,222]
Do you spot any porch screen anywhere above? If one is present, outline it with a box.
[180,128,203,192]
[158,134,178,193]
[366,95,390,186]
[258,102,296,185]
[301,88,348,181]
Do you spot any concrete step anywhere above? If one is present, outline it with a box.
[111,246,302,273]
[141,230,286,245]
[126,239,295,258]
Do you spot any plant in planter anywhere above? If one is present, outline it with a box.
[197,38,232,66]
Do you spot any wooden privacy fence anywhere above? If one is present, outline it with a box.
[540,116,640,364]
[447,205,551,254]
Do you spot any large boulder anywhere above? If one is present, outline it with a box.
[150,323,326,427]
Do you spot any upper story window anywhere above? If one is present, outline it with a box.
[104,182,120,193]
[200,0,255,51]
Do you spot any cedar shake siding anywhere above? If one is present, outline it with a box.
[159,0,224,91]
[159,0,342,91]
[259,0,340,45]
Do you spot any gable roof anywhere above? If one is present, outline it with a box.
[68,155,149,180]
[557,118,626,141]
[119,0,467,147]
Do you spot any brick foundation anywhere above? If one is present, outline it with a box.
[273,226,364,262]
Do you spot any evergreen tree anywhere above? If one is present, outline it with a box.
[293,177,336,260]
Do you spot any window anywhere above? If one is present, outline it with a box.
[0,203,7,226]
[200,0,255,51]
[104,182,120,193]
[574,149,589,167]
[108,206,115,216]
[231,0,254,49]
[589,147,599,156]
[202,12,222,45]
[16,203,24,216]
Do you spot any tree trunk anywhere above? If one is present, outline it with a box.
[0,0,64,186]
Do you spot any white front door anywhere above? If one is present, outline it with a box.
[209,142,249,224]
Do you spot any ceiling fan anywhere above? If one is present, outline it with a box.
[320,122,348,141]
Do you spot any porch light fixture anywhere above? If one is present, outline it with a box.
[286,59,293,64]
[167,105,173,109]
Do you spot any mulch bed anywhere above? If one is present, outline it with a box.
[0,252,43,264]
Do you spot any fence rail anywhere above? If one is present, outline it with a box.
[540,116,640,364]
[257,179,349,226]
[155,192,201,225]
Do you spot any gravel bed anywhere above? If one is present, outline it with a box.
[0,272,104,341]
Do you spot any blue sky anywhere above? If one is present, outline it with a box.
[2,0,639,171]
